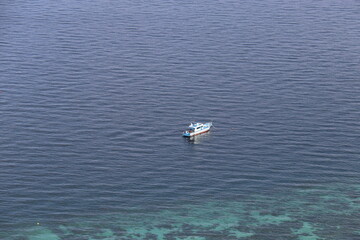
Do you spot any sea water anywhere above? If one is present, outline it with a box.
[1,0,360,239]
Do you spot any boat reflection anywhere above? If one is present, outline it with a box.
[184,131,211,144]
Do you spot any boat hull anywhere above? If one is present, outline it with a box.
[183,127,211,137]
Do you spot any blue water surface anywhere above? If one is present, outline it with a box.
[1,0,360,239]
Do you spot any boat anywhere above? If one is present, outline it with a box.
[183,122,212,137]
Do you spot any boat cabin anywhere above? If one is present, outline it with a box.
[187,123,204,132]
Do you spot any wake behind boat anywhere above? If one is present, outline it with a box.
[183,122,212,137]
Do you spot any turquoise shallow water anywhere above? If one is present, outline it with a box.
[1,0,360,239]
[5,184,360,239]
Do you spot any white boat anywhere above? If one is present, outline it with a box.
[183,122,212,137]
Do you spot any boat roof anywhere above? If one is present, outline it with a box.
[189,122,204,128]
